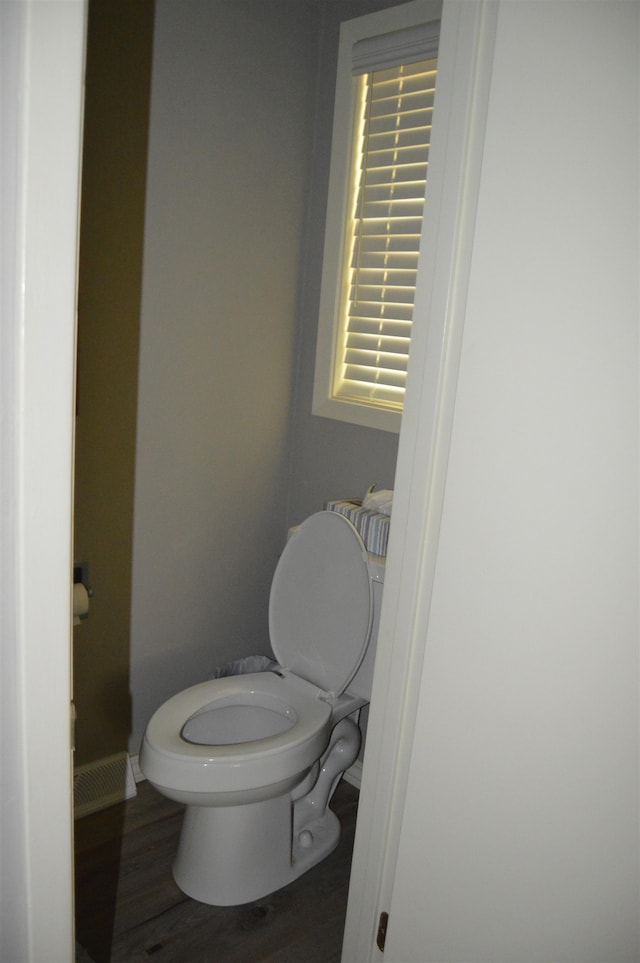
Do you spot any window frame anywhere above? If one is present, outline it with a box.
[313,0,441,433]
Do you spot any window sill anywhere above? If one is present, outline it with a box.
[312,394,402,434]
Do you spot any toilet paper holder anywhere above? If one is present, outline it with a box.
[73,561,94,625]
[73,561,94,597]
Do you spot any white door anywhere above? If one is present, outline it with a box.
[345,1,640,961]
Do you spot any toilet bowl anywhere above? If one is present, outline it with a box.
[141,670,335,806]
[139,510,384,906]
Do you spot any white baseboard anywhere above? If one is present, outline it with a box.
[130,753,144,783]
[344,759,363,791]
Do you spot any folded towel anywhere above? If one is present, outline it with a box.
[324,497,391,557]
[362,488,393,516]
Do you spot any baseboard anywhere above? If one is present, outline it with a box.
[343,759,363,791]
[74,751,137,819]
[130,753,144,783]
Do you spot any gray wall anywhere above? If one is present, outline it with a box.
[74,0,409,762]
[284,1,401,528]
[127,0,404,754]
[130,0,315,749]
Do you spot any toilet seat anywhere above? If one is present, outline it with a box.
[141,671,332,796]
[269,510,373,697]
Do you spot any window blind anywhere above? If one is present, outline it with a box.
[352,20,439,75]
[335,54,437,410]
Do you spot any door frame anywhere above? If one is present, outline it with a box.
[342,2,498,959]
[0,2,87,959]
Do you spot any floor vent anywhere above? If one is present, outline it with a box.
[74,751,137,819]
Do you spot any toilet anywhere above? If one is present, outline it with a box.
[139,509,385,906]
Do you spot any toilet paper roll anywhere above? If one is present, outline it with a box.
[73,582,90,625]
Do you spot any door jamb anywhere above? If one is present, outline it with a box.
[341,3,499,959]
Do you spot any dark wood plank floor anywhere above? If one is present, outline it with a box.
[75,779,359,963]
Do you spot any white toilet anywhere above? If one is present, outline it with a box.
[139,509,385,906]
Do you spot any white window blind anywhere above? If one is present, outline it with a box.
[313,6,440,432]
[336,56,437,409]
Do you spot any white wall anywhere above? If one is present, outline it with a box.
[129,1,321,751]
[128,0,416,755]
[386,1,639,959]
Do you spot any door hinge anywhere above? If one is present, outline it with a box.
[376,911,389,952]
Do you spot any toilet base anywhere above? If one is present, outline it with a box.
[172,794,341,906]
[171,717,362,906]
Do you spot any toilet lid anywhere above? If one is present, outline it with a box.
[269,511,373,697]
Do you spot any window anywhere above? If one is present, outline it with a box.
[313,2,440,433]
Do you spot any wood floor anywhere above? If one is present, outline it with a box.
[74,779,359,963]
